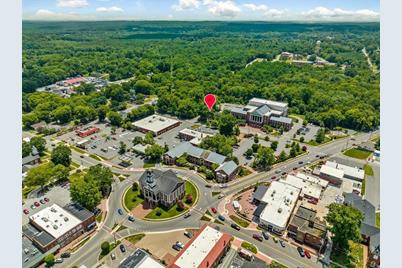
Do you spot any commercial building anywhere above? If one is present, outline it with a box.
[76,126,100,138]
[223,98,291,130]
[23,203,95,253]
[164,142,239,182]
[139,169,185,208]
[169,224,232,268]
[282,173,328,203]
[133,115,181,136]
[179,128,213,146]
[119,248,164,268]
[254,181,301,234]
[319,161,365,185]
[287,206,327,250]
[76,139,91,149]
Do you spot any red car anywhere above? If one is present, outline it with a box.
[34,201,40,207]
[23,209,29,215]
[252,234,263,242]
[211,207,217,214]
[44,197,49,202]
[271,176,277,180]
[304,249,311,259]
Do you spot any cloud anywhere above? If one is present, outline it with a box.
[243,3,268,12]
[205,0,241,17]
[96,6,124,13]
[30,9,94,20]
[57,0,89,8]
[303,7,379,21]
[172,0,201,11]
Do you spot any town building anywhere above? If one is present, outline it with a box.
[132,143,151,155]
[223,98,291,130]
[319,161,365,185]
[178,128,213,146]
[282,172,328,203]
[76,139,91,149]
[139,169,185,208]
[169,224,232,268]
[164,142,239,181]
[253,181,301,234]
[22,146,40,167]
[76,126,100,138]
[287,206,327,250]
[133,115,181,136]
[119,248,164,268]
[23,204,95,253]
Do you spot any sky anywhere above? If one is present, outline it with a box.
[22,0,380,21]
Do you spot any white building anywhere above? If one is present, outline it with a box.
[178,128,212,146]
[258,181,301,234]
[319,161,365,185]
[282,173,328,202]
[132,115,181,136]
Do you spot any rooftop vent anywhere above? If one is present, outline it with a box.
[53,225,58,230]
[64,217,69,222]
[278,208,282,213]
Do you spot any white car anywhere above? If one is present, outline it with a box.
[176,241,184,249]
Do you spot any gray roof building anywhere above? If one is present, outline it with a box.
[119,248,164,268]
[253,104,271,116]
[206,152,226,165]
[270,116,292,124]
[139,169,184,196]
[253,185,269,202]
[22,146,40,166]
[216,160,238,176]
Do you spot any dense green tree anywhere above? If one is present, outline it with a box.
[315,128,326,144]
[253,146,275,170]
[44,254,55,266]
[30,136,47,155]
[22,141,32,157]
[107,111,122,126]
[217,112,238,136]
[101,241,111,255]
[278,150,287,162]
[118,141,127,155]
[134,80,153,95]
[52,106,72,124]
[70,175,102,211]
[51,144,71,167]
[144,132,155,145]
[200,134,236,156]
[97,105,109,122]
[145,144,165,161]
[270,141,278,151]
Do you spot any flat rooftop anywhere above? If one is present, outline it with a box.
[282,174,323,200]
[119,249,164,268]
[172,225,231,268]
[260,181,301,229]
[319,164,344,179]
[133,115,179,134]
[29,204,82,240]
[248,98,288,109]
[326,161,365,180]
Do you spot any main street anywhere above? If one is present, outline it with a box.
[48,130,377,268]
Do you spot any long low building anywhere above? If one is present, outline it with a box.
[255,181,301,234]
[169,224,232,268]
[133,115,181,136]
[178,128,213,146]
[319,160,365,185]
[119,248,164,268]
[282,172,328,202]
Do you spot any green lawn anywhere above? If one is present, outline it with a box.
[125,234,145,245]
[200,215,211,221]
[305,136,332,146]
[143,161,156,168]
[123,188,145,211]
[145,180,198,220]
[361,179,366,195]
[89,154,103,161]
[212,191,221,197]
[229,215,250,228]
[343,148,372,160]
[71,146,86,154]
[364,164,374,176]
[98,241,120,260]
[331,241,364,268]
[117,225,127,232]
[376,212,380,228]
[96,212,104,223]
[241,241,257,254]
[269,261,288,268]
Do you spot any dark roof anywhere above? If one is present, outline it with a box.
[345,196,376,226]
[139,169,184,195]
[294,206,317,221]
[253,203,267,217]
[361,223,380,237]
[369,232,380,253]
[23,224,56,248]
[253,186,268,202]
[206,151,226,165]
[63,203,94,222]
[119,249,157,268]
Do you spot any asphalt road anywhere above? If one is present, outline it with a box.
[39,129,378,268]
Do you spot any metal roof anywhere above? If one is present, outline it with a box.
[139,169,184,195]
[216,160,238,175]
[270,116,292,124]
[206,152,226,165]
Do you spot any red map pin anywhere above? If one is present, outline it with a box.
[204,94,217,111]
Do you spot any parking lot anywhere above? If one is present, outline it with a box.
[22,184,71,225]
[101,240,137,268]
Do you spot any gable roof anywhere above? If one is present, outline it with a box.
[252,104,271,116]
[139,169,184,195]
[206,152,226,165]
[216,160,238,175]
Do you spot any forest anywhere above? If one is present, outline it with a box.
[22,21,380,131]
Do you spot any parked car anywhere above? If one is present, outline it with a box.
[40,199,46,204]
[172,244,181,251]
[231,223,241,231]
[211,207,217,214]
[297,246,305,257]
[128,216,135,222]
[298,161,304,164]
[117,208,123,215]
[184,231,192,238]
[184,213,191,219]
[293,167,298,170]
[279,240,286,248]
[262,231,269,240]
[273,237,278,243]
[120,244,126,253]
[176,241,184,249]
[23,209,29,215]
[55,258,64,263]
[252,234,263,242]
[275,170,281,174]
[304,249,311,259]
[271,176,277,180]
[61,252,71,258]
[205,184,212,188]
[218,193,225,199]
[111,253,116,260]
[281,172,287,176]
[30,204,36,210]
[315,154,320,158]
[218,215,226,221]
[34,202,40,207]
[80,155,84,158]
[44,197,49,202]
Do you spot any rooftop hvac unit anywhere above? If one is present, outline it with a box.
[42,217,48,222]
[278,208,282,213]
[64,217,69,222]
[53,225,58,230]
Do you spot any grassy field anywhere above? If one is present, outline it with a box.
[212,191,221,197]
[344,148,372,159]
[364,164,374,176]
[229,215,250,228]
[89,154,103,161]
[361,179,366,195]
[200,215,211,221]
[143,161,156,168]
[70,146,86,154]
[269,261,288,268]
[305,136,332,146]
[125,233,145,245]
[241,241,258,254]
[376,212,380,228]
[145,180,198,220]
[123,187,144,211]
